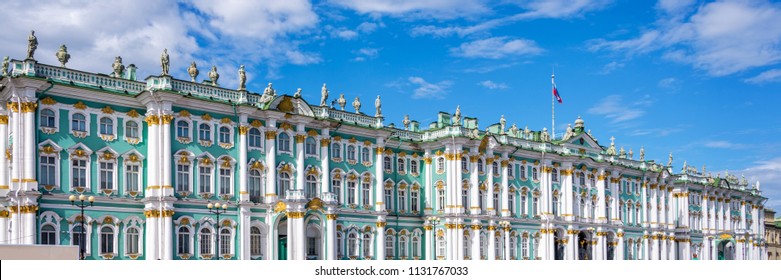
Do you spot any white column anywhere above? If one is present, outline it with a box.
[161,114,172,195]
[487,224,496,260]
[375,139,385,211]
[471,224,480,260]
[561,163,573,221]
[425,225,434,260]
[376,221,386,260]
[660,187,667,230]
[287,211,305,260]
[145,114,159,196]
[566,227,576,260]
[610,177,620,225]
[500,155,510,217]
[641,181,648,226]
[740,201,746,232]
[264,120,277,203]
[486,155,495,215]
[23,108,34,183]
[162,212,173,260]
[503,227,511,260]
[0,113,8,244]
[709,197,716,233]
[469,152,479,215]
[596,230,605,260]
[650,184,658,229]
[239,124,248,201]
[596,169,607,224]
[642,231,649,260]
[651,234,660,260]
[146,211,159,260]
[326,213,336,260]
[320,129,330,194]
[540,162,552,216]
[239,206,250,259]
[617,231,625,260]
[457,222,465,260]
[295,127,305,191]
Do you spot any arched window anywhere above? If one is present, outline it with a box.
[532,168,538,181]
[305,137,317,155]
[412,236,421,259]
[278,133,291,152]
[495,236,502,259]
[99,117,113,135]
[362,233,372,258]
[332,178,342,204]
[72,113,86,132]
[72,225,84,247]
[177,120,190,139]
[437,157,445,173]
[509,192,515,216]
[126,227,140,255]
[551,168,559,182]
[278,172,291,195]
[100,226,114,254]
[361,147,370,162]
[383,157,392,172]
[410,160,418,174]
[479,190,486,212]
[199,123,211,141]
[397,158,405,173]
[510,236,517,260]
[462,188,469,211]
[552,194,559,216]
[492,162,499,174]
[40,109,56,128]
[219,228,231,256]
[347,145,356,161]
[178,227,191,255]
[477,159,484,173]
[462,157,468,171]
[336,232,344,259]
[248,128,262,148]
[508,164,514,177]
[437,236,445,259]
[522,236,529,259]
[399,236,408,258]
[464,234,471,259]
[306,175,318,198]
[385,236,394,259]
[125,121,139,138]
[331,143,341,158]
[219,127,231,144]
[250,227,263,258]
[348,232,359,258]
[41,224,57,245]
[199,227,212,256]
[520,165,527,179]
[480,233,487,259]
[249,169,262,203]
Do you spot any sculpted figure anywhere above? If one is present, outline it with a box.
[208,66,219,86]
[27,31,38,60]
[294,88,302,98]
[188,62,199,82]
[337,94,346,110]
[1,56,8,76]
[375,95,382,117]
[320,83,329,106]
[160,48,170,76]
[56,45,70,67]
[500,115,506,133]
[238,65,247,90]
[403,115,410,130]
[352,97,361,113]
[509,123,518,137]
[454,105,461,125]
[112,56,125,78]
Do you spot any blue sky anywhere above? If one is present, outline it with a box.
[2,0,780,211]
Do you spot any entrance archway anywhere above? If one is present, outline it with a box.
[717,239,734,260]
[578,231,591,260]
[554,229,565,260]
[306,223,322,260]
[276,216,287,260]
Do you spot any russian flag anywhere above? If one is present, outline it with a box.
[553,83,563,104]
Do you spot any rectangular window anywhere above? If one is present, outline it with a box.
[509,193,515,216]
[411,191,419,212]
[219,168,231,195]
[99,162,114,190]
[40,155,56,186]
[521,195,527,216]
[362,183,371,206]
[176,164,190,192]
[533,197,539,216]
[347,181,356,205]
[72,159,87,188]
[332,179,341,204]
[462,189,469,211]
[199,166,212,194]
[438,189,445,211]
[493,193,500,214]
[126,164,139,193]
[384,189,393,211]
[308,237,316,255]
[398,190,406,212]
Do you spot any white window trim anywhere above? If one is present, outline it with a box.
[276,131,294,156]
[121,152,144,197]
[197,121,215,147]
[98,224,119,258]
[346,144,358,165]
[360,145,373,166]
[218,125,234,149]
[37,141,62,191]
[96,148,119,196]
[97,114,118,142]
[304,136,319,159]
[198,224,215,258]
[249,221,268,260]
[247,127,265,152]
[331,141,343,162]
[38,211,62,245]
[197,156,216,199]
[217,223,236,258]
[174,154,194,196]
[175,118,193,144]
[217,157,235,199]
[176,224,195,258]
[124,119,143,145]
[67,144,93,193]
[68,216,93,256]
[122,216,145,258]
[68,111,91,138]
[38,106,60,134]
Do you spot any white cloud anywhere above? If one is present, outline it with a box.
[408,76,452,99]
[600,61,624,74]
[357,22,380,33]
[738,157,781,210]
[590,0,781,77]
[330,27,359,40]
[656,0,696,15]
[587,94,649,124]
[703,140,746,149]
[745,69,781,84]
[657,77,680,89]
[478,80,508,90]
[451,37,543,59]
[353,48,379,61]
[330,0,489,19]
[189,0,318,40]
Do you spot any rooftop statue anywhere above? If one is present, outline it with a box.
[375,95,382,117]
[668,152,673,167]
[1,56,8,76]
[258,83,276,105]
[294,88,302,98]
[112,56,125,78]
[160,48,170,76]
[188,62,199,82]
[403,115,410,130]
[352,96,361,113]
[500,115,506,133]
[524,126,531,139]
[208,66,219,86]
[27,30,38,60]
[509,123,518,137]
[639,146,645,161]
[541,128,550,142]
[320,83,329,106]
[337,94,346,110]
[238,65,246,91]
[628,148,634,159]
[454,105,461,125]
[55,45,70,67]
[562,123,574,141]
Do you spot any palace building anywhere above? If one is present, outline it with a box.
[0,39,770,260]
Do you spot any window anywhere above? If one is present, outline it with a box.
[478,159,484,173]
[40,109,56,128]
[479,190,486,212]
[176,163,190,193]
[398,189,406,212]
[125,121,139,138]
[126,164,140,194]
[552,195,559,216]
[219,127,231,144]
[99,117,113,135]
[250,227,263,257]
[438,189,445,211]
[331,143,341,158]
[509,192,515,216]
[508,164,514,177]
[41,224,57,245]
[72,225,84,247]
[493,192,500,214]
[219,168,231,195]
[278,133,291,152]
[397,158,405,173]
[410,160,418,174]
[522,236,529,259]
[305,137,317,155]
[100,226,114,254]
[579,173,586,186]
[462,157,468,171]
[532,196,539,216]
[363,233,372,258]
[347,146,356,161]
[437,236,445,258]
[464,235,471,259]
[336,232,344,259]
[552,169,559,182]
[348,232,358,258]
[306,175,318,198]
[199,166,212,194]
[72,159,87,189]
[72,113,86,132]
[510,237,517,259]
[521,194,527,216]
[399,236,408,258]
[177,120,190,139]
[248,128,262,148]
[332,179,342,204]
[99,161,114,190]
[200,228,212,255]
[178,227,191,255]
[520,165,526,179]
[347,181,356,205]
[40,155,56,186]
[384,157,392,172]
[480,234,486,259]
[412,236,420,259]
[411,191,419,212]
[462,188,470,211]
[492,162,499,174]
[199,123,211,141]
[249,169,262,203]
[278,172,291,195]
[532,168,538,181]
[384,189,393,211]
[362,182,371,206]
[495,236,502,259]
[361,147,370,163]
[437,157,445,173]
[220,228,231,256]
[126,227,140,255]
[385,236,394,258]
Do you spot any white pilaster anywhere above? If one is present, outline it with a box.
[326,213,336,260]
[265,119,277,203]
[321,129,330,194]
[375,139,385,211]
[471,224,480,260]
[295,126,305,191]
[500,154,510,217]
[596,169,607,224]
[487,223,496,260]
[561,162,573,221]
[239,206,250,259]
[238,121,248,201]
[469,151,479,215]
[376,220,386,260]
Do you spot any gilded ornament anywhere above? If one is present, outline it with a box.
[239,126,249,135]
[73,101,87,110]
[326,214,338,220]
[201,113,213,121]
[273,201,287,213]
[101,106,114,114]
[376,221,387,228]
[265,131,277,139]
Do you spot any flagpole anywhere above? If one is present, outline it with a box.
[551,72,555,141]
